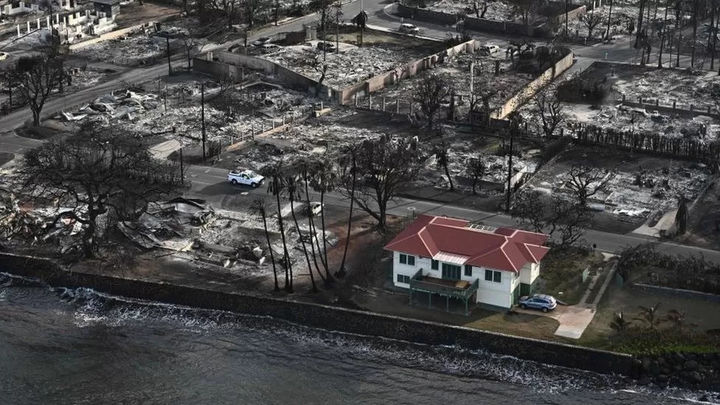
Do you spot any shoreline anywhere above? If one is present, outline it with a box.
[0,251,639,377]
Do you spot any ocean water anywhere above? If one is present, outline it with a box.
[0,273,716,404]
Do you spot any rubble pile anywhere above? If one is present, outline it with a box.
[118,198,330,273]
[527,160,710,219]
[74,26,187,66]
[235,122,385,170]
[373,51,530,120]
[425,0,515,21]
[564,104,720,143]
[262,42,428,88]
[612,68,720,113]
[417,137,538,192]
[566,5,649,38]
[61,81,314,146]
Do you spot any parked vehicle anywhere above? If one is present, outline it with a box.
[399,23,421,35]
[251,37,272,47]
[518,294,557,312]
[307,202,323,216]
[227,169,264,188]
[316,41,335,52]
[478,44,500,56]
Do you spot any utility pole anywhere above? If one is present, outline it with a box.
[505,130,514,213]
[166,35,172,75]
[691,0,698,68]
[677,32,682,67]
[179,147,185,183]
[201,82,206,161]
[658,0,670,67]
[565,0,569,38]
[335,7,340,55]
[605,0,614,41]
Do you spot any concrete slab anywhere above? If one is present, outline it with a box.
[516,304,597,339]
[149,139,182,160]
[552,305,596,339]
[632,209,677,238]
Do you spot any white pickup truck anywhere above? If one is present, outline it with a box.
[227,169,264,188]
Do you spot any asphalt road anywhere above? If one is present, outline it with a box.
[2,1,720,262]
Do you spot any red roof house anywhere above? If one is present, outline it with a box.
[385,215,551,310]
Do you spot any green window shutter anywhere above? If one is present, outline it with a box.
[399,254,406,264]
[493,271,501,283]
[407,255,415,266]
[464,265,472,277]
[485,269,492,281]
[431,260,438,270]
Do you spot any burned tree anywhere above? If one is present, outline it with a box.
[211,0,241,29]
[251,197,280,292]
[434,141,454,191]
[262,160,294,292]
[465,155,486,195]
[413,73,452,129]
[472,0,489,18]
[337,144,358,278]
[534,87,565,138]
[676,195,688,235]
[284,163,319,293]
[309,156,337,283]
[343,135,423,231]
[567,165,612,207]
[12,55,64,126]
[512,190,591,249]
[22,127,184,258]
[509,0,542,29]
[580,10,604,39]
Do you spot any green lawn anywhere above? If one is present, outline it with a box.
[537,248,604,305]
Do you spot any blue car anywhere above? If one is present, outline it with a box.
[518,294,557,312]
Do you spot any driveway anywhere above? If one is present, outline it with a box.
[516,304,596,340]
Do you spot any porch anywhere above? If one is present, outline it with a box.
[408,269,479,315]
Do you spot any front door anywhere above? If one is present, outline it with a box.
[441,263,461,280]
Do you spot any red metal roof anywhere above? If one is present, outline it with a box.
[384,215,550,273]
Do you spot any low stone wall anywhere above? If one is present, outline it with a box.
[0,252,638,377]
[396,4,551,38]
[632,282,720,303]
[492,49,574,119]
[550,5,587,26]
[337,39,476,105]
[193,51,336,100]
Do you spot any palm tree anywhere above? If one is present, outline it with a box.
[250,197,279,292]
[285,162,319,293]
[264,161,293,292]
[635,303,663,330]
[299,158,326,282]
[609,311,631,332]
[434,141,453,191]
[310,155,337,283]
[336,146,357,278]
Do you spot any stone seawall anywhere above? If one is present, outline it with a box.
[0,252,638,377]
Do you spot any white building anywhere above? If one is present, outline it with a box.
[384,215,550,313]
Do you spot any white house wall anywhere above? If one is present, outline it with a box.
[519,262,540,285]
[476,267,515,308]
[391,250,523,309]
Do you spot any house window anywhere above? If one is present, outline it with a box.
[407,255,415,266]
[399,254,407,264]
[441,263,461,280]
[485,270,502,283]
[431,260,439,270]
[397,274,410,283]
[464,265,472,277]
